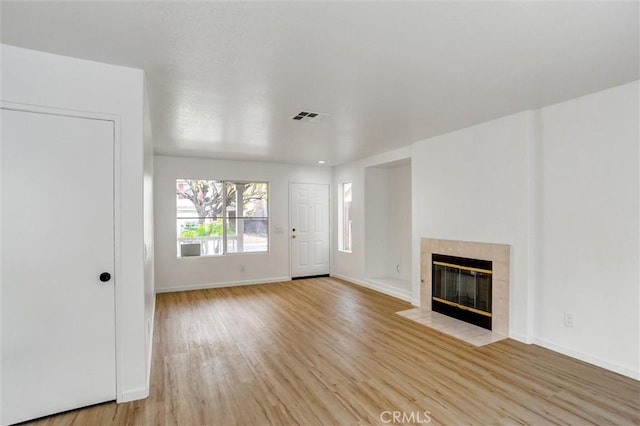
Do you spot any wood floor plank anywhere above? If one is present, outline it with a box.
[26,277,639,425]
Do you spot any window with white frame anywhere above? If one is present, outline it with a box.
[176,179,268,257]
[339,182,352,252]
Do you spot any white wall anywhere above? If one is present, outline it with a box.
[154,155,332,291]
[408,81,638,378]
[388,163,412,283]
[1,44,153,401]
[332,147,413,301]
[534,81,639,378]
[364,163,412,284]
[364,167,391,278]
[142,82,155,382]
[411,112,534,341]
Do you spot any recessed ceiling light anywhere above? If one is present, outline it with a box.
[317,160,326,164]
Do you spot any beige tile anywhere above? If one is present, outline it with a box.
[398,309,430,320]
[396,310,505,347]
[466,332,508,347]
[453,327,492,341]
[420,238,510,337]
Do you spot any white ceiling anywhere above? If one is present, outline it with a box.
[1,1,638,166]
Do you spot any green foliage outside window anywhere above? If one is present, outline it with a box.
[180,221,236,237]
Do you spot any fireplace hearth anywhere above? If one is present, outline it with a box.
[431,253,492,330]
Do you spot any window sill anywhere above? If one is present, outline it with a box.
[177,250,270,259]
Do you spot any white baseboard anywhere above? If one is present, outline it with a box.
[534,337,639,380]
[155,276,291,294]
[508,331,533,344]
[119,386,149,403]
[331,273,412,302]
[411,297,421,307]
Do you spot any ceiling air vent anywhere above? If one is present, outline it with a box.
[291,111,328,122]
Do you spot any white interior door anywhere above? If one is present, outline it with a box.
[1,108,116,425]
[290,183,330,278]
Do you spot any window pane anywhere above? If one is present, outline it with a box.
[176,217,223,257]
[225,181,269,254]
[177,179,224,219]
[344,182,352,203]
[226,218,268,253]
[341,182,352,252]
[243,182,268,217]
[177,179,268,257]
[225,181,237,216]
[176,178,224,257]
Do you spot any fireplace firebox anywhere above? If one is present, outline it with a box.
[431,254,492,330]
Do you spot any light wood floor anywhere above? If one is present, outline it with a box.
[30,277,639,425]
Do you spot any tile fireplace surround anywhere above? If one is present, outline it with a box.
[421,238,510,336]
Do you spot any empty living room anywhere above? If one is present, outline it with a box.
[1,1,638,425]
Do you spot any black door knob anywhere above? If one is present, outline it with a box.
[99,272,111,282]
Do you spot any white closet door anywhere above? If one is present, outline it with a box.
[290,183,330,278]
[1,109,116,425]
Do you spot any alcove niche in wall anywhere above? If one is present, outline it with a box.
[364,158,412,297]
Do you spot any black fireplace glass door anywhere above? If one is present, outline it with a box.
[433,264,461,304]
[432,255,492,313]
[431,254,492,330]
[476,274,491,312]
[458,270,476,307]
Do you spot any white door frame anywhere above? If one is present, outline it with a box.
[0,101,125,401]
[289,182,331,278]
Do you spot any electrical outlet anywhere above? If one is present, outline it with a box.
[240,264,246,272]
[564,312,574,328]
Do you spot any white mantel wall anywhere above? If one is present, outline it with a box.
[411,111,534,342]
[154,155,332,292]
